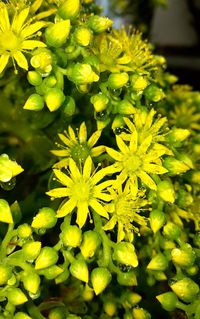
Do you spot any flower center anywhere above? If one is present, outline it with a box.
[123,154,141,174]
[71,143,90,164]
[72,181,91,201]
[0,31,21,53]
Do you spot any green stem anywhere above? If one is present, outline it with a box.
[0,224,16,260]
[27,300,46,319]
[62,249,75,264]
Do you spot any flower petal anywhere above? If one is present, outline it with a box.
[0,54,9,74]
[68,126,76,142]
[53,169,73,187]
[91,146,105,157]
[129,128,138,153]
[106,147,123,161]
[51,150,70,157]
[136,170,157,190]
[57,198,77,217]
[103,216,117,231]
[138,135,152,155]
[88,130,101,147]
[58,133,74,147]
[0,5,10,31]
[143,163,168,175]
[13,51,28,70]
[94,180,114,193]
[46,187,70,198]
[21,40,46,50]
[21,21,47,38]
[89,199,109,219]
[69,158,81,180]
[76,201,89,228]
[83,156,92,179]
[116,136,129,154]
[78,122,87,143]
[12,7,29,33]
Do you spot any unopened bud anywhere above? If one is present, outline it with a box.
[103,300,117,317]
[87,15,113,33]
[74,27,93,46]
[7,288,28,305]
[66,63,99,85]
[22,241,41,262]
[113,242,138,268]
[163,157,190,175]
[48,307,66,319]
[45,20,71,48]
[17,223,32,238]
[0,264,12,285]
[23,94,44,111]
[170,277,199,303]
[45,88,65,112]
[115,99,136,115]
[121,291,142,308]
[150,209,165,233]
[70,259,89,283]
[40,265,63,280]
[62,96,76,117]
[132,307,151,319]
[91,267,112,295]
[156,292,178,311]
[27,71,42,86]
[166,128,190,144]
[58,0,80,19]
[14,312,32,319]
[0,199,13,224]
[21,271,40,294]
[90,93,109,112]
[61,225,82,247]
[163,222,181,241]
[0,154,23,183]
[117,270,137,286]
[31,48,52,74]
[80,230,101,258]
[35,247,58,270]
[131,74,148,92]
[55,267,70,284]
[31,207,57,229]
[157,180,175,203]
[82,284,94,301]
[108,73,129,89]
[171,244,196,268]
[147,253,168,271]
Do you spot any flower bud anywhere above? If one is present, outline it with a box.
[70,259,89,283]
[31,48,53,74]
[55,267,70,284]
[112,115,125,134]
[58,0,80,19]
[177,153,194,169]
[107,73,129,89]
[112,242,138,268]
[7,287,28,305]
[144,84,165,102]
[21,271,40,294]
[170,277,199,303]
[14,312,32,319]
[131,74,148,92]
[80,230,101,258]
[90,93,109,112]
[0,154,23,183]
[91,267,112,295]
[171,245,196,268]
[45,88,65,112]
[48,307,66,319]
[157,180,175,203]
[166,128,190,144]
[0,264,12,285]
[103,300,117,317]
[156,292,178,311]
[163,222,181,241]
[163,156,190,175]
[23,94,44,111]
[82,284,94,301]
[66,63,99,84]
[132,307,151,319]
[22,241,41,262]
[31,207,57,229]
[40,265,64,280]
[61,225,82,247]
[35,247,58,270]
[117,270,137,286]
[147,253,168,271]
[17,223,32,238]
[115,99,136,115]
[0,199,13,224]
[27,71,42,86]
[74,27,93,46]
[121,291,142,308]
[87,15,113,33]
[10,201,22,224]
[45,20,71,48]
[150,209,165,233]
[62,96,76,117]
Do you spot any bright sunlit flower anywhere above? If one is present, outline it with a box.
[106,129,168,194]
[0,2,46,74]
[52,122,105,168]
[103,184,149,242]
[46,156,114,228]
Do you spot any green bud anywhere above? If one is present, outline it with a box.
[31,48,53,74]
[31,207,57,229]
[74,27,93,46]
[121,291,142,308]
[61,225,82,247]
[0,153,23,183]
[27,71,42,86]
[70,259,89,283]
[87,15,113,33]
[66,63,99,85]
[113,242,138,268]
[131,74,148,92]
[193,232,200,248]
[48,307,66,319]
[21,271,40,294]
[191,171,200,184]
[163,157,190,175]
[7,287,28,305]
[186,265,198,276]
[43,75,57,88]
[147,253,168,271]
[117,270,137,286]
[171,245,196,268]
[112,115,125,134]
[107,73,129,89]
[166,128,190,144]
[23,94,44,111]
[163,222,181,241]
[157,180,175,203]
[22,241,41,262]
[156,292,178,311]
[41,265,64,280]
[55,267,70,284]
[144,84,165,102]
[10,201,22,224]
[103,300,117,317]
[90,93,109,112]
[62,96,76,116]
[14,312,32,319]
[82,284,94,301]
[115,99,136,115]
[177,153,194,169]
[35,247,58,270]
[45,20,71,48]
[0,199,13,224]
[170,277,199,303]
[45,88,65,112]
[132,307,151,319]
[177,189,193,208]
[80,230,101,258]
[150,209,165,233]
[0,264,12,285]
[17,223,32,238]
[91,267,112,295]
[58,0,80,19]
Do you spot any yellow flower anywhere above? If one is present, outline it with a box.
[106,128,168,194]
[103,184,149,242]
[52,122,105,168]
[170,104,200,131]
[46,156,114,228]
[0,2,46,74]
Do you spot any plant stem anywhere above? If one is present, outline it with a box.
[26,300,46,319]
[0,223,17,260]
